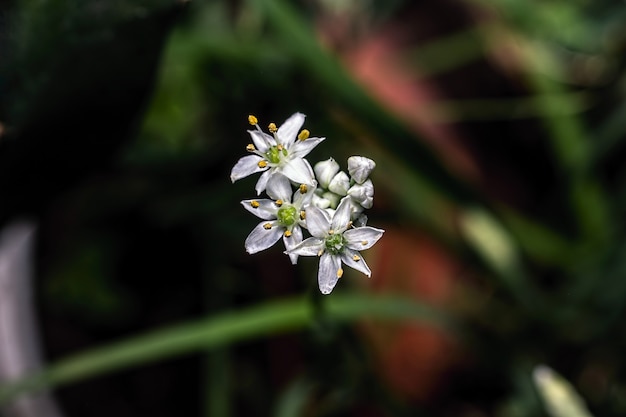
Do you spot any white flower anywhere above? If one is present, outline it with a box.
[230,113,325,195]
[286,198,384,294]
[241,174,313,264]
[347,156,376,184]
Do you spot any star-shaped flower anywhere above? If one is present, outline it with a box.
[241,174,314,264]
[286,197,384,294]
[230,113,325,195]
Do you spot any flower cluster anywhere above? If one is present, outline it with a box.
[231,112,384,294]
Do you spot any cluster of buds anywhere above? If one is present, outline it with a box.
[230,113,384,294]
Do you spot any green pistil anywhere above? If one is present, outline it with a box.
[325,234,345,255]
[277,205,297,226]
[265,146,286,164]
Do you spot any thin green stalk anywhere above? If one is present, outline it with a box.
[0,294,448,406]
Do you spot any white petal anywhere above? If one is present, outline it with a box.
[240,199,277,220]
[286,237,324,257]
[328,171,350,195]
[248,129,275,152]
[318,253,341,295]
[331,197,352,231]
[303,205,331,238]
[341,249,371,277]
[347,156,376,184]
[347,179,374,209]
[280,157,315,186]
[255,169,273,195]
[230,155,266,183]
[314,158,340,189]
[344,226,384,250]
[245,221,284,254]
[276,112,305,146]
[290,136,325,158]
[283,226,303,264]
[266,173,292,202]
[292,183,314,208]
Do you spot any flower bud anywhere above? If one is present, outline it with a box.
[322,191,341,209]
[347,179,374,209]
[312,193,331,209]
[328,171,350,195]
[314,158,340,189]
[348,156,376,184]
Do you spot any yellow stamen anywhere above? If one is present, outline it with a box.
[337,268,344,278]
[300,211,306,220]
[250,200,260,208]
[317,248,324,256]
[328,229,334,235]
[298,129,310,141]
[284,230,292,237]
[361,240,368,246]
[258,160,268,168]
[263,223,272,230]
[276,144,284,151]
[275,199,283,206]
[248,115,258,125]
[268,122,277,133]
[246,143,256,152]
[353,255,361,262]
[299,184,308,194]
[347,221,353,228]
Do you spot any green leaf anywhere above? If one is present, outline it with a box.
[0,294,449,405]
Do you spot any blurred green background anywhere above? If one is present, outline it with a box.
[1,0,626,416]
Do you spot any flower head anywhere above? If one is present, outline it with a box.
[286,198,384,294]
[241,174,314,264]
[231,113,325,194]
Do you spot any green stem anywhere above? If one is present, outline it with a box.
[0,294,448,406]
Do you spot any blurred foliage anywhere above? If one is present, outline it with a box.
[1,0,626,416]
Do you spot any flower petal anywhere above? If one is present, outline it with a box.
[318,252,341,295]
[248,129,275,152]
[245,221,284,254]
[341,249,371,277]
[331,197,352,231]
[266,173,292,202]
[290,136,325,158]
[276,112,305,146]
[255,169,273,195]
[292,183,315,209]
[283,225,303,264]
[344,226,384,250]
[279,157,315,186]
[304,205,331,238]
[240,199,277,220]
[230,155,266,183]
[286,237,324,257]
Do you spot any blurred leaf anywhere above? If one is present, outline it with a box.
[0,294,450,405]
[533,365,595,417]
[274,376,315,417]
